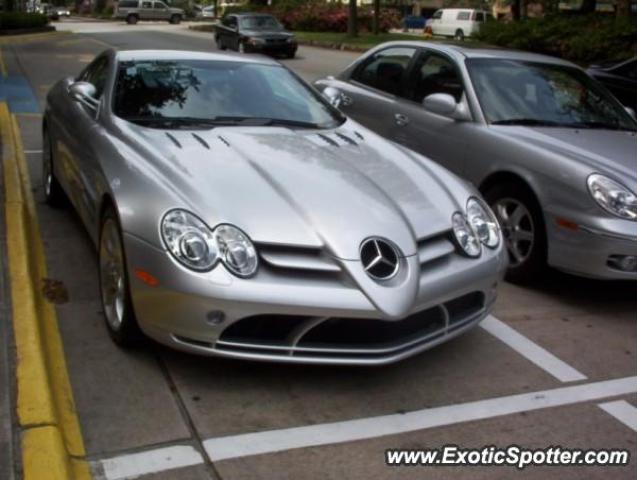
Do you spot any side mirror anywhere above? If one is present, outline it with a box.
[68,81,99,110]
[625,106,636,120]
[322,86,352,109]
[423,93,457,117]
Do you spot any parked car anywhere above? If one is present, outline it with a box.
[193,4,215,19]
[115,0,184,24]
[42,49,506,365]
[315,42,637,282]
[430,8,493,40]
[49,6,71,19]
[588,57,637,114]
[215,13,297,58]
[402,15,426,30]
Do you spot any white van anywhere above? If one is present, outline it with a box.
[430,9,493,40]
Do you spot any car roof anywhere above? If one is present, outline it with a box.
[114,49,279,66]
[375,41,577,67]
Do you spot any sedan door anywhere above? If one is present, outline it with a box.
[152,1,170,20]
[139,0,153,19]
[386,49,471,175]
[335,46,418,137]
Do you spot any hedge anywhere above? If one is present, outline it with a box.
[475,14,637,64]
[0,13,49,30]
[224,0,401,33]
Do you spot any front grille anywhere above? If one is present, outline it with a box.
[204,291,486,360]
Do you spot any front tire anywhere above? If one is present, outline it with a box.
[126,14,138,25]
[454,29,465,41]
[484,183,547,284]
[99,207,142,347]
[169,14,181,24]
[216,35,226,50]
[42,129,65,207]
[239,42,247,53]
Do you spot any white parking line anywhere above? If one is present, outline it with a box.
[598,400,637,433]
[480,315,587,382]
[93,445,204,480]
[203,375,637,461]
[23,149,42,154]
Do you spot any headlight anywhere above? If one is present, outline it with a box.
[246,37,265,45]
[214,225,258,277]
[161,210,258,277]
[587,173,637,221]
[286,36,295,43]
[452,212,481,258]
[466,197,500,248]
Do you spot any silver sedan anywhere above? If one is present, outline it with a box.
[315,42,637,282]
[43,49,507,365]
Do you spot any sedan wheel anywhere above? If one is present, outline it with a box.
[239,42,246,54]
[484,183,547,283]
[42,130,65,207]
[99,208,142,346]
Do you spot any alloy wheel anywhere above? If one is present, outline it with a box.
[100,218,126,331]
[493,198,535,267]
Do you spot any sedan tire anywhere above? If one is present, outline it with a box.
[126,14,138,25]
[99,207,142,347]
[169,14,181,24]
[43,129,66,207]
[485,183,547,283]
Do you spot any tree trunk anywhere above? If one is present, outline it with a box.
[579,0,597,14]
[616,0,632,16]
[348,0,358,37]
[511,0,520,20]
[373,0,380,35]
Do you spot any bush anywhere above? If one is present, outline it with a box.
[0,12,49,30]
[221,0,401,34]
[475,14,637,64]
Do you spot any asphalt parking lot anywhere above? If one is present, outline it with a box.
[1,23,636,480]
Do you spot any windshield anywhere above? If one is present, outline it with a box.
[113,60,343,129]
[240,15,282,30]
[466,58,637,131]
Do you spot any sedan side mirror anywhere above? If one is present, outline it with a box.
[68,81,99,110]
[423,93,457,117]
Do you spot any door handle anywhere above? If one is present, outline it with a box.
[394,113,409,126]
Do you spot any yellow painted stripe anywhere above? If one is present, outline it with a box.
[1,102,90,479]
[0,31,71,46]
[0,46,7,77]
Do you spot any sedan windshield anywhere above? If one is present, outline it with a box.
[466,58,637,131]
[240,15,282,30]
[113,59,343,129]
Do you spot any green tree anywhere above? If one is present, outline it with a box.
[616,0,632,16]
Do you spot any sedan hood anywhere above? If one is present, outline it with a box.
[241,30,292,39]
[124,122,466,260]
[497,126,637,178]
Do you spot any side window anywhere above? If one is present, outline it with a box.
[141,1,152,8]
[457,11,470,21]
[78,56,109,99]
[409,52,464,103]
[351,47,416,96]
[223,16,237,28]
[432,10,442,20]
[118,0,137,8]
[153,2,167,8]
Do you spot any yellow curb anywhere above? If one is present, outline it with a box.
[1,102,91,479]
[0,31,71,46]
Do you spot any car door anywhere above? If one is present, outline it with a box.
[59,55,110,228]
[225,15,240,50]
[388,49,471,175]
[139,0,153,20]
[152,1,170,20]
[430,9,443,35]
[336,46,418,136]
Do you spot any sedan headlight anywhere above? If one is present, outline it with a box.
[587,173,637,221]
[286,36,295,43]
[161,210,258,277]
[246,37,265,45]
[452,212,481,258]
[466,197,500,248]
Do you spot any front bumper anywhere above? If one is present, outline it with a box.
[245,41,297,55]
[547,214,637,280]
[123,233,507,365]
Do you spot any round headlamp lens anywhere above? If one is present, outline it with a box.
[467,197,500,248]
[215,225,258,277]
[161,210,218,271]
[452,212,481,257]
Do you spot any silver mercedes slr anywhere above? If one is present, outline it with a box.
[43,49,507,365]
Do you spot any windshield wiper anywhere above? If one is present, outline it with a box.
[491,118,566,127]
[126,117,224,129]
[572,121,637,132]
[126,116,327,130]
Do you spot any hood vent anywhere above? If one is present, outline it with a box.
[354,131,364,141]
[317,133,339,147]
[165,132,182,148]
[335,132,358,146]
[192,133,210,150]
[218,135,230,147]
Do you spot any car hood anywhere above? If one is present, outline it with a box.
[241,29,293,38]
[494,126,637,179]
[121,122,467,261]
